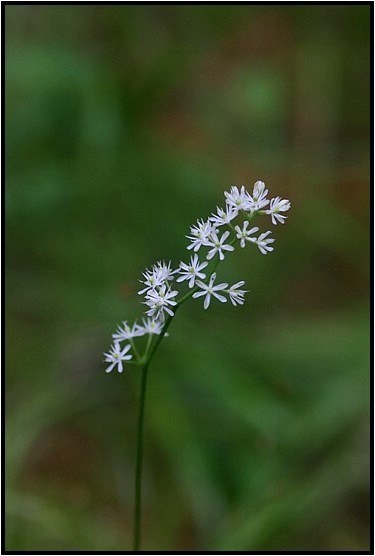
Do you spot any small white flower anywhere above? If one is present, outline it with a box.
[193,272,228,309]
[254,231,275,255]
[206,230,234,261]
[138,260,176,295]
[143,284,178,320]
[138,265,165,295]
[104,343,132,373]
[224,185,251,211]
[157,260,177,282]
[247,180,270,211]
[266,196,291,225]
[253,180,268,201]
[176,254,208,288]
[234,221,259,248]
[210,205,238,226]
[139,317,165,335]
[227,281,248,306]
[112,321,144,342]
[186,219,215,252]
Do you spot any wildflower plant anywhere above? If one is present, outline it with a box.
[103,180,291,550]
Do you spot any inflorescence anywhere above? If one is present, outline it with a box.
[104,181,291,373]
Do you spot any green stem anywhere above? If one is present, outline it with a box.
[130,337,141,361]
[142,332,153,362]
[132,225,246,549]
[133,363,149,551]
[146,313,175,366]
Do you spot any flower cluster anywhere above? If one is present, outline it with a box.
[104,180,291,373]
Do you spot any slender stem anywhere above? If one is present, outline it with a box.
[130,337,141,360]
[133,363,149,551]
[146,313,175,366]
[131,222,249,549]
[142,332,153,361]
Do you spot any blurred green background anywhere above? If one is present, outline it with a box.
[5,4,371,552]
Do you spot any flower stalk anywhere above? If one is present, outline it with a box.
[103,180,291,550]
[133,362,149,552]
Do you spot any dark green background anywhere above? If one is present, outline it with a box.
[5,4,371,551]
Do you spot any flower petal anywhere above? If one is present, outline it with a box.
[212,292,227,303]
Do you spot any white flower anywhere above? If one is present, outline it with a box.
[224,185,251,211]
[138,260,176,295]
[206,230,234,261]
[253,180,268,201]
[266,196,291,225]
[176,254,208,288]
[193,272,228,309]
[139,317,165,335]
[234,221,259,248]
[143,284,178,320]
[157,260,177,282]
[186,219,215,252]
[210,205,238,226]
[112,320,144,342]
[254,231,275,255]
[138,264,165,295]
[247,180,269,211]
[227,281,248,306]
[104,343,132,373]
